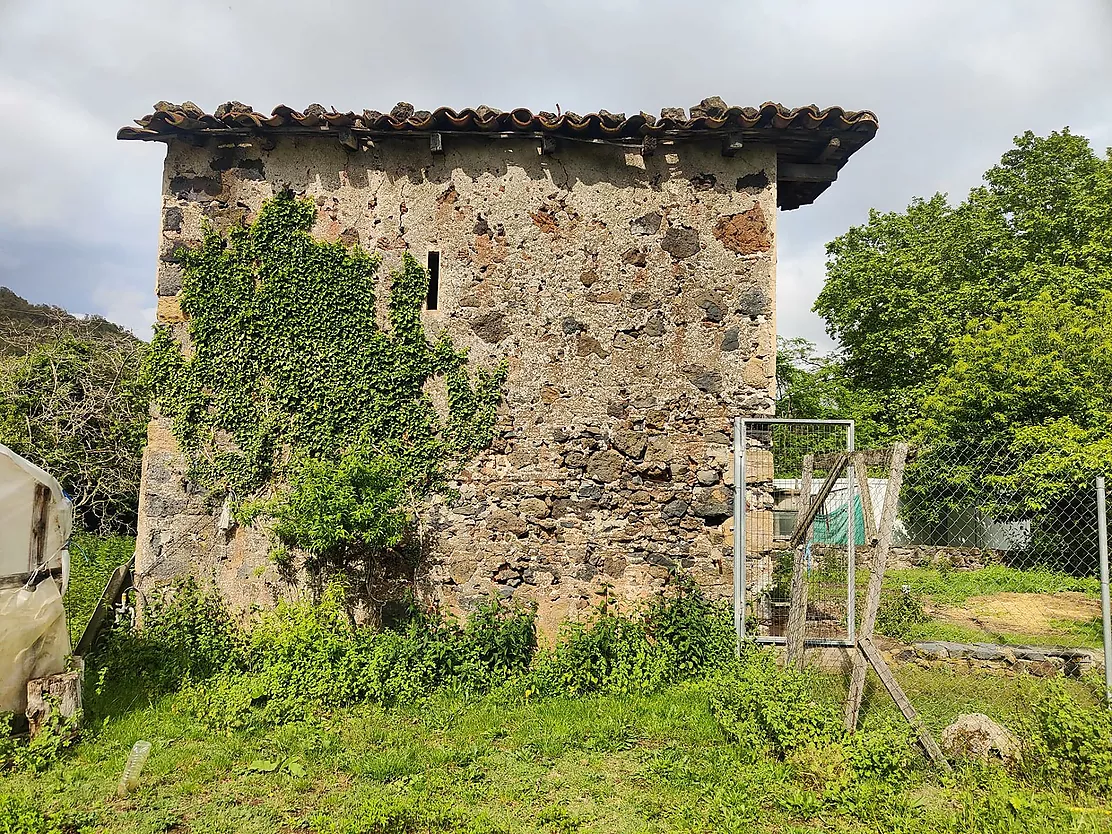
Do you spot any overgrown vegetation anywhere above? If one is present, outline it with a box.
[4,578,1112,833]
[0,292,148,533]
[62,533,135,643]
[145,192,506,572]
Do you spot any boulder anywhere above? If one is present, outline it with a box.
[940,713,1020,766]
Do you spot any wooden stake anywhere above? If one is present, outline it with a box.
[845,442,908,731]
[858,637,949,769]
[789,453,849,548]
[785,455,814,669]
[853,452,878,544]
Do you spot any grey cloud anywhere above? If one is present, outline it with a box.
[1,0,1109,345]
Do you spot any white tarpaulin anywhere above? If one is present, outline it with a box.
[0,581,70,713]
[0,443,73,713]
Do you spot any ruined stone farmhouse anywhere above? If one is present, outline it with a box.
[119,97,877,631]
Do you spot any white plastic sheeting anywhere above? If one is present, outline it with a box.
[0,581,71,713]
[0,443,73,713]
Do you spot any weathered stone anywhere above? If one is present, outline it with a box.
[661,226,700,259]
[721,326,740,352]
[690,96,728,118]
[643,313,665,337]
[692,487,732,521]
[629,291,654,309]
[736,287,770,316]
[661,498,688,519]
[645,436,674,464]
[695,292,725,323]
[696,469,718,486]
[714,207,771,254]
[610,430,644,460]
[940,714,1020,766]
[562,317,585,335]
[163,206,183,232]
[157,264,183,297]
[684,365,722,394]
[1016,659,1059,677]
[913,642,950,660]
[470,311,509,343]
[564,450,587,468]
[630,211,662,235]
[519,497,549,518]
[576,334,609,358]
[622,248,647,266]
[487,510,527,536]
[586,450,625,483]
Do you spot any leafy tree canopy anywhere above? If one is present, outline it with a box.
[813,128,1112,436]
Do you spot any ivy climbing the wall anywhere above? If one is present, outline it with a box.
[146,191,506,568]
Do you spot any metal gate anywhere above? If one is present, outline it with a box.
[732,418,857,648]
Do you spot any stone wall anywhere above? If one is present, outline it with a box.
[137,134,779,633]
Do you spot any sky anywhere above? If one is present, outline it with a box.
[1,0,1110,349]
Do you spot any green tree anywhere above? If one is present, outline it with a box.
[0,324,149,533]
[775,336,885,445]
[814,129,1112,435]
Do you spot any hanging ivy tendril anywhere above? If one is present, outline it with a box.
[145,191,507,565]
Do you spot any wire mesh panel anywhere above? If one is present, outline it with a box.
[873,440,1106,674]
[738,419,855,646]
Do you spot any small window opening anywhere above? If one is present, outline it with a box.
[426,250,440,310]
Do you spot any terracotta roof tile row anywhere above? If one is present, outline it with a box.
[119,97,878,209]
[120,98,877,140]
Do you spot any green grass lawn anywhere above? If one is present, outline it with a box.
[884,565,1101,605]
[3,669,1110,834]
[3,552,1106,833]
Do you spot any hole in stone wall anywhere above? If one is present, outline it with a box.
[426,250,440,310]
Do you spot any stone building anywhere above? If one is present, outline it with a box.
[119,98,877,631]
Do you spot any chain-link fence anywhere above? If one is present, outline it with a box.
[881,441,1107,686]
[737,424,1111,726]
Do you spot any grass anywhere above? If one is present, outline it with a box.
[3,665,1110,833]
[63,534,134,644]
[884,565,1100,605]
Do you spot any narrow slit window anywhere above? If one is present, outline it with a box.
[426,250,440,310]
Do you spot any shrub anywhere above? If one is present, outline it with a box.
[529,577,734,698]
[91,576,245,700]
[875,586,930,640]
[1020,681,1112,797]
[0,708,81,775]
[706,650,843,759]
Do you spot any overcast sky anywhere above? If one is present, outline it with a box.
[1,0,1110,349]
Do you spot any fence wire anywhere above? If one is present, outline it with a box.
[740,420,855,646]
[741,428,1110,722]
[879,441,1105,670]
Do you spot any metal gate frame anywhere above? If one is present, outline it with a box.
[733,417,857,650]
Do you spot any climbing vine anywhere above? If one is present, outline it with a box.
[146,191,506,565]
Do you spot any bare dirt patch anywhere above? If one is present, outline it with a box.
[931,591,1100,637]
